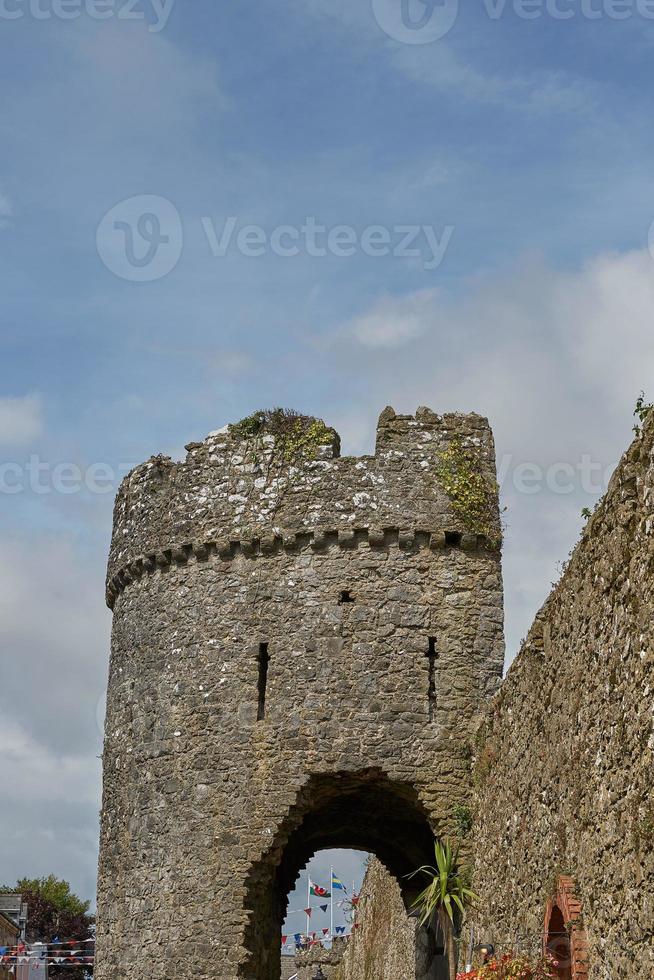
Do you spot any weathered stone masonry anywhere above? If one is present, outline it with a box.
[333,858,424,980]
[96,407,505,980]
[473,415,654,978]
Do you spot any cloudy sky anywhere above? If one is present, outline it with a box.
[1,0,654,914]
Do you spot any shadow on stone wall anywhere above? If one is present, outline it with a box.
[242,771,442,980]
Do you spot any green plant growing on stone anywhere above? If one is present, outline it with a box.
[228,409,270,440]
[633,391,653,434]
[452,804,473,837]
[436,440,498,536]
[229,408,334,463]
[410,839,478,980]
[581,507,592,521]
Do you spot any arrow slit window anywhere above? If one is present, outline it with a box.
[257,642,270,721]
[426,637,439,722]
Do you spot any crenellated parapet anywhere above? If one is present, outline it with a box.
[106,405,500,605]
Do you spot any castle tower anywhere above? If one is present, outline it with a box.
[96,406,504,980]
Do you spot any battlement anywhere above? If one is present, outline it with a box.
[106,405,501,605]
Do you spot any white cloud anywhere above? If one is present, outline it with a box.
[391,44,595,113]
[331,248,654,658]
[0,718,99,808]
[289,0,596,112]
[0,532,108,901]
[62,20,225,133]
[0,714,101,903]
[0,394,44,446]
[342,288,440,349]
[0,531,109,752]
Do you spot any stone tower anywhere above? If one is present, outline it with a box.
[96,406,504,980]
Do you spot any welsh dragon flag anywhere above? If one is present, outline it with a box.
[309,879,331,898]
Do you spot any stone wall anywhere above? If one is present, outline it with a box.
[96,406,505,980]
[295,938,348,979]
[280,955,297,980]
[333,859,429,980]
[472,416,654,977]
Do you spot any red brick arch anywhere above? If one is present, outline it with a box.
[544,876,589,980]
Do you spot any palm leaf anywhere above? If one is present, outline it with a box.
[409,837,477,926]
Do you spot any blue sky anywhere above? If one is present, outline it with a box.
[2,0,654,909]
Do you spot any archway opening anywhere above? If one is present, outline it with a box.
[241,769,450,980]
[282,847,368,956]
[543,877,588,980]
[545,904,571,980]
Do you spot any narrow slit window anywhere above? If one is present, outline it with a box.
[257,642,270,721]
[426,637,439,722]
[339,590,355,604]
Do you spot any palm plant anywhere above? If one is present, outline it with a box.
[410,839,478,980]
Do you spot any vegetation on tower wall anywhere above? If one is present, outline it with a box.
[229,408,334,461]
[436,439,498,536]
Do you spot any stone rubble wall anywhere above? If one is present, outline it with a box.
[280,956,297,980]
[472,415,654,978]
[294,937,349,979]
[105,406,500,603]
[332,859,421,980]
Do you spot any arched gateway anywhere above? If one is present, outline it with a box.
[96,406,504,980]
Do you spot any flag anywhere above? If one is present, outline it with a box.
[293,934,303,944]
[304,908,312,918]
[319,904,328,913]
[322,928,329,936]
[331,872,345,891]
[335,926,345,935]
[281,936,287,945]
[309,879,331,898]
